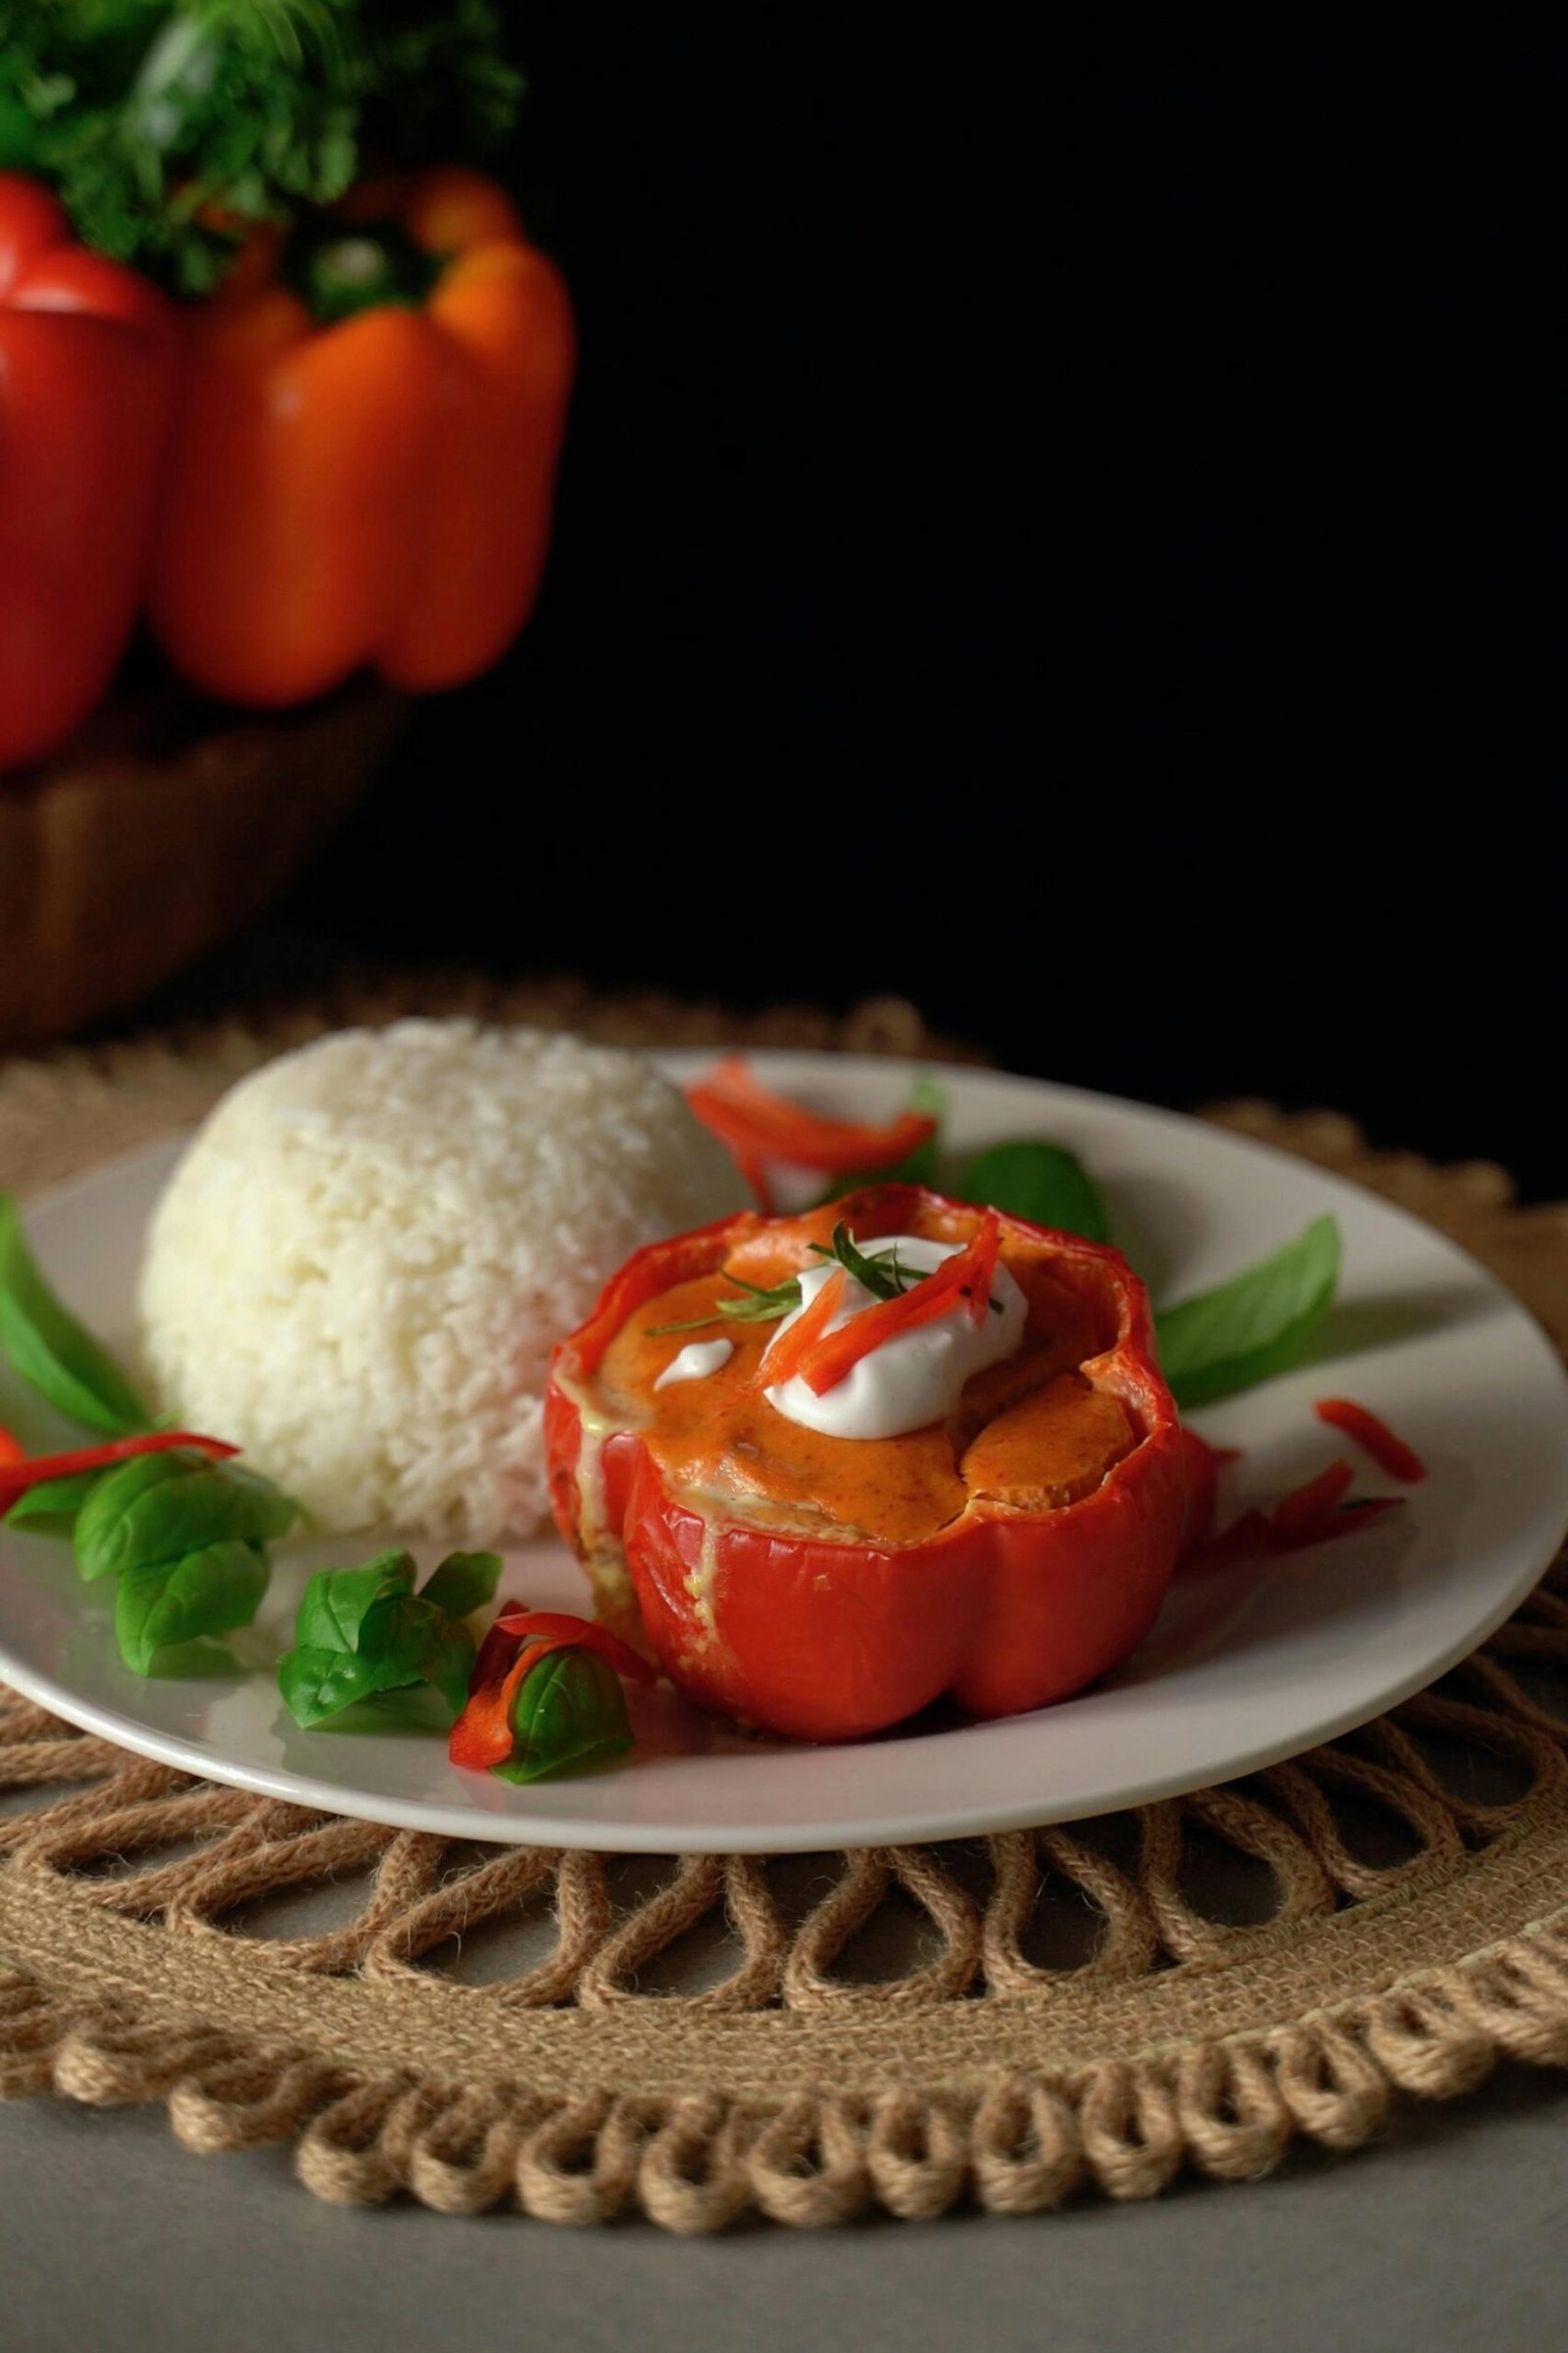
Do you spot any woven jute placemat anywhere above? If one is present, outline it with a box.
[3,979,1568,2234]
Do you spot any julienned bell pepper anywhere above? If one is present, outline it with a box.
[148,168,575,708]
[543,1184,1186,1743]
[0,174,176,770]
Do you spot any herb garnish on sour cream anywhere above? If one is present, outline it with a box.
[760,1230,1026,1442]
[646,1220,1001,1339]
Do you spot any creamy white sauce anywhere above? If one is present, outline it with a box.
[655,1336,735,1389]
[760,1234,1025,1441]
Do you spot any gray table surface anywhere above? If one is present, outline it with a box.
[4,2066,1566,2353]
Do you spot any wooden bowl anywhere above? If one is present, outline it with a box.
[0,680,405,1050]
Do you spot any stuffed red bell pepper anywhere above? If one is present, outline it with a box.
[0,174,176,770]
[543,1183,1185,1742]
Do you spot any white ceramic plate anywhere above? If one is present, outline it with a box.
[2,1054,1565,1853]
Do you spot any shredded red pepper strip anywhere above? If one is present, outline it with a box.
[1314,1397,1427,1484]
[1320,1497,1406,1539]
[491,1609,656,1679]
[449,1610,655,1772]
[686,1056,939,1177]
[0,1425,24,1471]
[1188,1489,1406,1573]
[1274,1495,1407,1553]
[796,1212,1003,1397]
[1174,1427,1242,1561]
[749,1266,848,1392]
[1181,1507,1276,1576]
[449,1636,588,1769]
[1271,1459,1355,1542]
[0,1429,237,1503]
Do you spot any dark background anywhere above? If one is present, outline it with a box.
[131,26,1559,1193]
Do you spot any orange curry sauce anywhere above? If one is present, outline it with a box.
[587,1209,1137,1546]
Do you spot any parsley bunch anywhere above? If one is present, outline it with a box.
[0,1,524,294]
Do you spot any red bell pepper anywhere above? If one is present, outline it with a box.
[0,174,177,770]
[1187,1485,1405,1573]
[1313,1397,1427,1483]
[1270,1458,1355,1543]
[1173,1426,1240,1560]
[749,1265,847,1391]
[686,1057,940,1209]
[0,1429,237,1506]
[543,1183,1185,1742]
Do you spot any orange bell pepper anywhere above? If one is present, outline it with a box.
[0,174,177,770]
[148,168,575,708]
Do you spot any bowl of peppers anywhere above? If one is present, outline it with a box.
[0,4,573,1048]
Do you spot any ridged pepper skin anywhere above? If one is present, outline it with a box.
[544,1185,1186,1743]
[0,175,176,770]
[148,168,575,708]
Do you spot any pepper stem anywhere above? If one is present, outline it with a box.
[284,219,446,324]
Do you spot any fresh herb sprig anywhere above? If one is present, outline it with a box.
[808,1224,924,1302]
[0,1187,291,1673]
[73,1446,296,1671]
[1,1468,101,1538]
[496,1646,632,1785]
[647,1221,961,1339]
[448,1608,654,1782]
[0,1,526,296]
[956,1141,1109,1245]
[646,1271,804,1338]
[0,1193,149,1434]
[810,1223,1004,1317]
[278,1548,499,1729]
[1154,1216,1342,1409]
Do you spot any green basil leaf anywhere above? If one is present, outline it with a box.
[418,1550,501,1622]
[75,1453,296,1584]
[647,1273,804,1336]
[115,1540,270,1677]
[360,1594,469,1692]
[3,1468,102,1538]
[74,1452,194,1581]
[0,1192,149,1434]
[351,1685,460,1736]
[278,1643,427,1731]
[494,1646,633,1784]
[354,1591,430,1660]
[359,1595,473,1714]
[956,1141,1110,1243]
[294,1551,417,1653]
[278,1558,476,1731]
[825,1221,906,1300]
[1155,1215,1342,1408]
[422,1621,478,1719]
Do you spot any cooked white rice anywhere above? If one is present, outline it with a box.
[136,1020,748,1541]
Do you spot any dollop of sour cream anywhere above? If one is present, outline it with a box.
[760,1234,1026,1441]
[655,1336,735,1390]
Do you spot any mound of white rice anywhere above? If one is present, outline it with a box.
[136,1020,748,1541]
